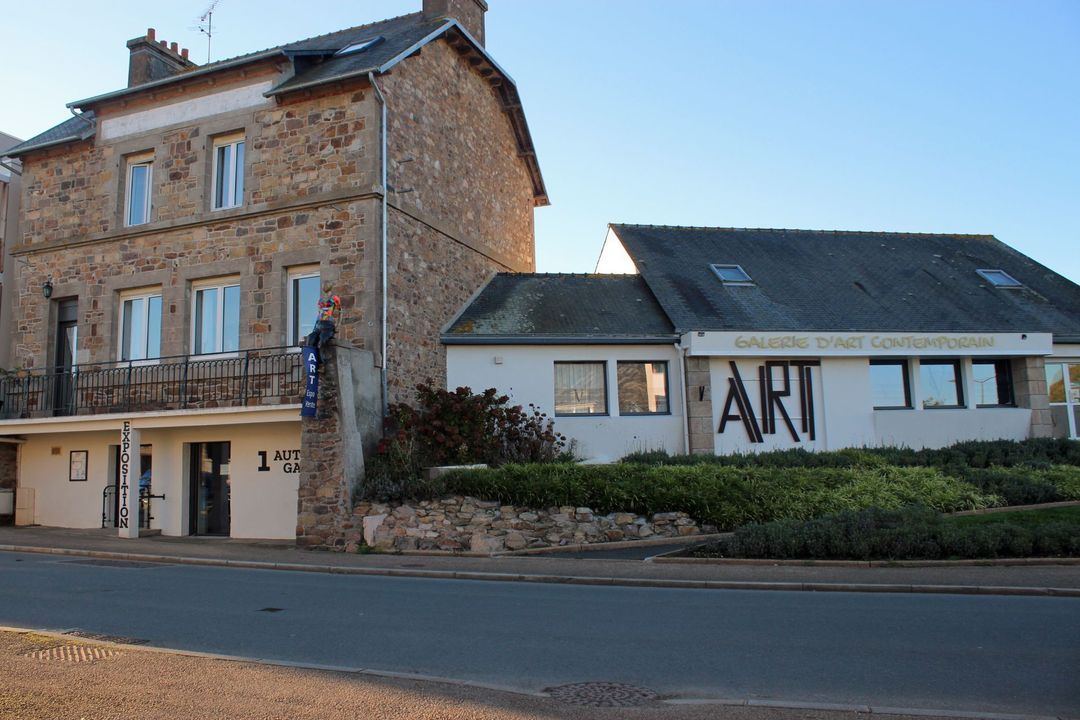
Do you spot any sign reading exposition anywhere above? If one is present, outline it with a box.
[301,347,319,418]
[118,420,139,538]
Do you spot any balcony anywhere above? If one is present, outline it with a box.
[0,348,303,420]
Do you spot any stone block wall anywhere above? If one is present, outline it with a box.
[352,496,715,553]
[685,356,715,454]
[1013,356,1053,438]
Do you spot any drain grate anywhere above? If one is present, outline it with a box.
[26,645,122,663]
[62,559,165,569]
[63,630,149,645]
[547,682,659,707]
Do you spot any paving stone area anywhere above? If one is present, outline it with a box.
[353,496,717,553]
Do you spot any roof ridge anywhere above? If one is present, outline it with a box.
[610,222,995,239]
[495,272,642,278]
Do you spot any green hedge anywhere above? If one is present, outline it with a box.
[622,439,1080,471]
[695,506,1080,560]
[959,466,1080,506]
[442,463,997,530]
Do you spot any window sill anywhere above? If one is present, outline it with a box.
[554,413,610,418]
[872,406,913,411]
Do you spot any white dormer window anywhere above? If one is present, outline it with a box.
[976,269,1023,288]
[711,264,753,285]
[335,37,382,56]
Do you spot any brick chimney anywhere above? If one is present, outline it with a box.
[423,0,488,46]
[125,28,197,87]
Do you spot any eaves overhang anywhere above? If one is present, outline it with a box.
[441,334,680,346]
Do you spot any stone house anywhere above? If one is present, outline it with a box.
[0,0,547,544]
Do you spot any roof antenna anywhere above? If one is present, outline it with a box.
[195,0,222,63]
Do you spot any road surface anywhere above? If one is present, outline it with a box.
[2,551,1077,716]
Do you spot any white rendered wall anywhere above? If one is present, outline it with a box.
[709,356,1032,453]
[447,344,684,462]
[17,421,300,538]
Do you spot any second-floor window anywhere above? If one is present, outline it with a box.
[192,280,240,355]
[126,157,153,226]
[212,136,245,210]
[119,290,162,362]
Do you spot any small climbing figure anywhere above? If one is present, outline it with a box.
[305,289,342,350]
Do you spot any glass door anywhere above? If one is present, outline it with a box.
[189,442,231,536]
[1045,362,1080,439]
[53,299,78,416]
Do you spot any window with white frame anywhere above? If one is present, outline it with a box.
[212,135,245,210]
[287,267,321,346]
[119,289,162,362]
[125,155,153,226]
[554,362,608,416]
[192,279,241,355]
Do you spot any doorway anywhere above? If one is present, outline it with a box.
[1046,362,1080,439]
[53,299,78,416]
[189,442,231,536]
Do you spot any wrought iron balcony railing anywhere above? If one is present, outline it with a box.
[0,347,303,420]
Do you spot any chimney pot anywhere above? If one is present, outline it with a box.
[170,41,178,52]
[147,28,156,41]
[159,40,167,47]
[181,48,189,59]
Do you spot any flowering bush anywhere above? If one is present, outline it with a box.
[376,382,569,469]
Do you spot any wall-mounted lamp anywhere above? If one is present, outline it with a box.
[42,280,53,299]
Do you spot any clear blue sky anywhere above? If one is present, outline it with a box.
[2,0,1077,281]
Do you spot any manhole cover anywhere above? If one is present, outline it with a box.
[64,630,148,645]
[547,682,659,707]
[26,645,122,663]
[62,559,164,569]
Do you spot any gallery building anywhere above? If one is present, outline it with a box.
[444,225,1080,462]
[0,0,546,544]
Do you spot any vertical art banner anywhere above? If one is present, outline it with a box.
[301,346,319,418]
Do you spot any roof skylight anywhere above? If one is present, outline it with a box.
[711,264,753,285]
[976,269,1023,288]
[335,37,382,56]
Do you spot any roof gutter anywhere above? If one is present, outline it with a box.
[1055,335,1080,344]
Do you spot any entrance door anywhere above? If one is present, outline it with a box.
[109,445,153,528]
[189,442,231,536]
[1046,362,1080,439]
[53,299,78,416]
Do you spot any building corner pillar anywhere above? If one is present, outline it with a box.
[684,356,716,455]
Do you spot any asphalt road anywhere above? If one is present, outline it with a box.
[2,552,1078,716]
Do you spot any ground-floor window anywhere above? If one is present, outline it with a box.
[869,359,911,409]
[617,361,669,414]
[554,362,607,415]
[972,359,1015,407]
[919,359,965,409]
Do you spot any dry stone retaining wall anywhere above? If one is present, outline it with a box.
[350,496,717,553]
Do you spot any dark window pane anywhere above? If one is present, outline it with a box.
[214,144,231,209]
[234,141,245,203]
[293,274,320,344]
[121,299,135,361]
[921,361,963,408]
[617,362,669,414]
[554,363,606,415]
[127,164,149,225]
[870,361,909,408]
[195,288,216,354]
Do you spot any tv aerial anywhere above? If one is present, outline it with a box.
[192,0,223,63]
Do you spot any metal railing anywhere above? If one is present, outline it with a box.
[1,347,303,420]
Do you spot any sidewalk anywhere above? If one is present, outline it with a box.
[3,525,1079,596]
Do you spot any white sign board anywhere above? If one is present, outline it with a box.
[118,421,140,539]
[685,331,1053,358]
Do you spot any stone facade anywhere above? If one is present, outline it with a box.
[352,496,715,553]
[684,356,715,454]
[1013,356,1053,438]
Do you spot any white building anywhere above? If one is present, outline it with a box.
[445,225,1080,462]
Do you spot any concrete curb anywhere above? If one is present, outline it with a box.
[0,625,1067,720]
[651,555,1080,568]
[4,544,1079,597]
[495,532,727,556]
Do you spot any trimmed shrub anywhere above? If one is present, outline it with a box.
[441,463,997,529]
[959,466,1080,506]
[696,506,1080,560]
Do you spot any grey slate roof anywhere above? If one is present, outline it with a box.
[3,113,95,157]
[610,224,1080,338]
[8,13,546,202]
[442,274,677,344]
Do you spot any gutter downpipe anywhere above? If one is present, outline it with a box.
[678,340,691,455]
[368,72,389,418]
